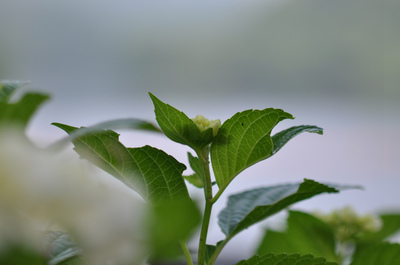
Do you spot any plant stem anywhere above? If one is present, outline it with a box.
[196,147,214,265]
[198,200,213,265]
[180,240,194,265]
[210,186,224,204]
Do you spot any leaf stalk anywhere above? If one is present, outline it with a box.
[179,240,194,265]
[196,147,214,265]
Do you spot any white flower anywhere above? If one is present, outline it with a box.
[191,115,221,137]
[0,129,148,265]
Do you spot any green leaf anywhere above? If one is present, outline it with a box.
[149,93,213,150]
[184,174,204,188]
[205,241,223,264]
[256,211,339,263]
[350,243,400,265]
[0,80,30,102]
[218,179,347,237]
[0,82,49,129]
[51,118,161,149]
[185,152,206,188]
[236,253,338,265]
[359,213,400,244]
[52,123,190,204]
[210,108,293,190]
[272,125,323,155]
[147,199,201,260]
[57,257,88,265]
[44,231,82,265]
[0,245,44,265]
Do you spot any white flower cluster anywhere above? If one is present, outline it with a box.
[0,129,148,265]
[191,115,221,137]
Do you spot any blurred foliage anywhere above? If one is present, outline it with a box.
[256,208,400,265]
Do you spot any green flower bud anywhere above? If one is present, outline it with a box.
[191,115,221,137]
[315,206,381,243]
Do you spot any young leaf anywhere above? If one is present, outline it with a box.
[350,242,400,265]
[52,123,190,204]
[236,253,338,265]
[218,179,356,238]
[272,125,323,155]
[210,108,293,190]
[149,93,213,150]
[186,152,206,188]
[184,174,204,188]
[256,211,339,263]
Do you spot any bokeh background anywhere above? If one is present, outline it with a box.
[1,0,399,262]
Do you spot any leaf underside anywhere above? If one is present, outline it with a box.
[52,118,161,148]
[218,179,358,237]
[272,125,323,155]
[52,123,190,204]
[0,80,31,102]
[44,231,82,265]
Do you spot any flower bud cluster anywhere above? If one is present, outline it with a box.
[315,206,381,243]
[191,115,221,137]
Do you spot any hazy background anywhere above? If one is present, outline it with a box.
[1,0,399,262]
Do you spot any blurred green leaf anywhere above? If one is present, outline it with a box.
[236,253,338,265]
[272,125,323,155]
[51,118,161,148]
[149,92,213,150]
[57,258,88,265]
[359,213,400,244]
[52,123,190,204]
[210,108,293,191]
[44,231,82,265]
[218,179,343,238]
[0,80,30,102]
[256,211,339,263]
[350,243,400,265]
[0,245,44,265]
[0,81,49,129]
[147,199,201,260]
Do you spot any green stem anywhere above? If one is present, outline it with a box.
[207,237,230,265]
[180,240,194,265]
[196,147,213,265]
[210,186,224,204]
[198,200,213,265]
